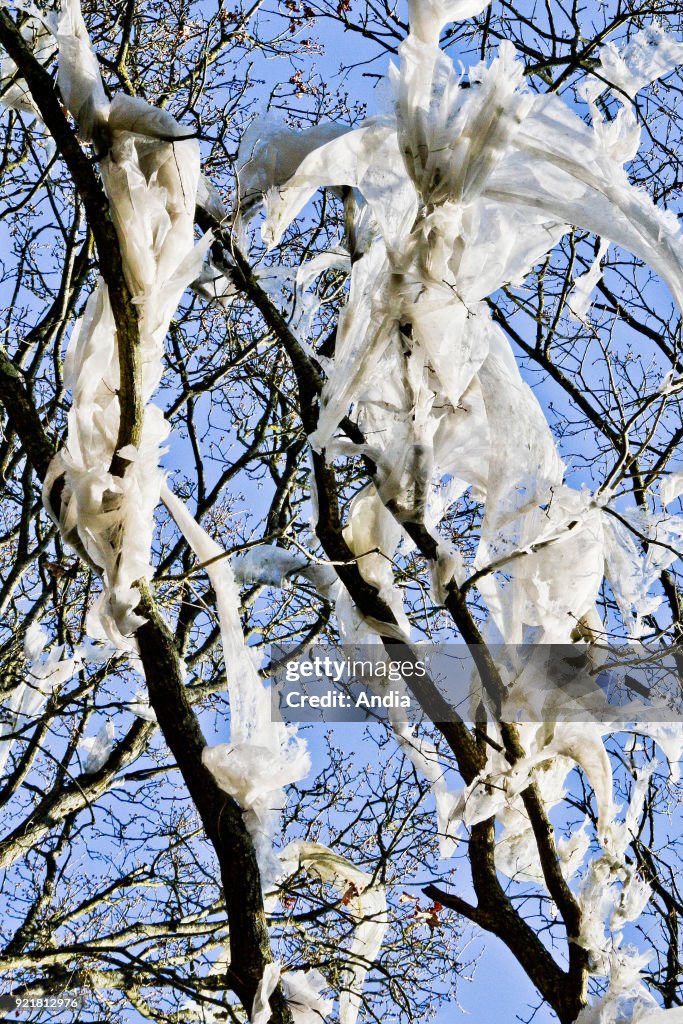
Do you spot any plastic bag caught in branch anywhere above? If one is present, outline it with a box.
[161,483,310,882]
[574,953,678,1023]
[486,108,683,312]
[476,486,605,645]
[107,93,195,140]
[395,39,532,207]
[660,471,683,508]
[280,841,387,1024]
[252,963,281,1024]
[582,23,683,103]
[238,112,348,217]
[261,121,418,253]
[631,723,683,782]
[602,510,683,638]
[79,718,115,773]
[309,242,395,452]
[342,484,410,639]
[52,0,108,143]
[52,0,200,145]
[407,0,491,43]
[232,544,339,601]
[232,546,310,588]
[0,15,55,115]
[252,963,333,1024]
[281,969,334,1024]
[0,624,82,776]
[42,0,211,647]
[568,239,610,321]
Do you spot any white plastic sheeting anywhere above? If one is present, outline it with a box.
[395,39,532,207]
[631,723,683,783]
[341,485,410,638]
[581,23,683,102]
[603,511,683,639]
[568,239,610,321]
[279,841,388,1024]
[407,0,491,44]
[26,0,212,648]
[79,718,115,773]
[238,112,348,218]
[4,0,311,892]
[252,963,281,1024]
[232,546,310,588]
[251,963,333,1024]
[453,712,682,1019]
[254,27,683,742]
[52,0,107,141]
[0,623,82,776]
[249,10,683,650]
[258,26,683,587]
[660,471,683,507]
[161,483,310,883]
[3,0,683,1017]
[232,544,340,602]
[240,15,683,1013]
[0,14,55,115]
[574,808,678,1024]
[455,722,613,844]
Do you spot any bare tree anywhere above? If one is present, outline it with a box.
[0,1,682,1023]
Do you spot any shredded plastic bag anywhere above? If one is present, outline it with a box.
[162,483,310,883]
[280,841,387,1024]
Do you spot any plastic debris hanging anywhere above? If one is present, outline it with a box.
[0,624,82,776]
[0,12,55,115]
[251,962,333,1024]
[1,0,312,894]
[79,718,115,773]
[3,0,683,1019]
[238,1,683,1019]
[278,842,388,1024]
[244,5,683,649]
[161,483,311,885]
[16,0,213,650]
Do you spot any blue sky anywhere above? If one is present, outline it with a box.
[2,2,681,1021]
